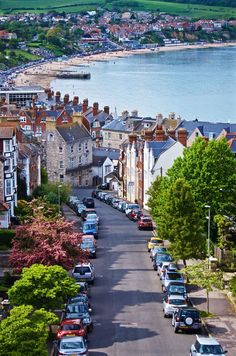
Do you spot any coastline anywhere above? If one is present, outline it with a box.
[14,41,236,89]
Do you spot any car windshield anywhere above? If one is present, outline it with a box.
[142,218,152,222]
[83,224,96,230]
[200,345,224,354]
[81,241,94,248]
[156,254,172,262]
[66,304,88,313]
[166,273,182,280]
[154,247,167,253]
[151,239,162,244]
[60,340,84,350]
[181,309,200,318]
[74,267,91,274]
[169,299,186,305]
[128,204,139,209]
[62,324,81,331]
[169,286,186,294]
[87,214,97,219]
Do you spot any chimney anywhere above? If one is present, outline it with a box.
[177,128,187,147]
[93,102,99,116]
[55,91,61,103]
[144,130,153,142]
[169,112,175,120]
[155,128,166,141]
[131,109,138,117]
[63,94,69,105]
[122,110,129,119]
[73,96,79,106]
[82,99,88,113]
[104,106,110,115]
[128,134,137,144]
[156,113,163,125]
[167,129,176,140]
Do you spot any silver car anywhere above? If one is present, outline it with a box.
[190,335,228,355]
[55,336,89,356]
[72,263,95,284]
[163,294,187,317]
[162,271,184,292]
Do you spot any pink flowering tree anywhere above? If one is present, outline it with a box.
[9,217,87,273]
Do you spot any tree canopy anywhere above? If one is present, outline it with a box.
[9,217,85,272]
[0,305,57,356]
[8,264,78,310]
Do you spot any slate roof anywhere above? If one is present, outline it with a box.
[84,108,113,125]
[146,138,176,159]
[228,139,236,154]
[57,123,90,143]
[177,120,236,139]
[102,118,131,132]
[93,147,119,160]
[93,156,106,167]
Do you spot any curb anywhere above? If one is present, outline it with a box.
[189,295,212,337]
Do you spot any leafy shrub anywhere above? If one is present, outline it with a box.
[229,275,236,296]
[0,230,15,250]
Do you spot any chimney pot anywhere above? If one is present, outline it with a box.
[82,98,88,113]
[93,102,99,116]
[104,106,110,115]
[177,128,187,146]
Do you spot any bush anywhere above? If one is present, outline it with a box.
[0,230,15,250]
[229,275,236,297]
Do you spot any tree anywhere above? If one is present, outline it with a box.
[184,261,223,313]
[0,305,57,356]
[149,178,206,266]
[9,217,86,272]
[167,138,236,237]
[8,264,78,310]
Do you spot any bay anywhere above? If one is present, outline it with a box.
[51,47,236,122]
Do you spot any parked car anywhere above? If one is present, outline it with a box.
[125,203,140,216]
[57,318,88,339]
[72,263,95,284]
[157,261,172,278]
[117,201,126,212]
[76,282,91,297]
[163,294,187,317]
[147,237,164,252]
[160,263,179,280]
[127,208,142,221]
[172,306,202,333]
[86,213,99,224]
[63,303,93,332]
[82,235,97,246]
[98,182,109,190]
[68,294,92,312]
[150,246,167,261]
[75,204,86,216]
[190,335,228,355]
[153,253,173,271]
[162,271,185,292]
[83,197,95,208]
[164,282,188,300]
[80,239,96,258]
[138,216,153,230]
[82,222,98,239]
[55,336,89,356]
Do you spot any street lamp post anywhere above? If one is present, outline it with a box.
[204,205,211,267]
[58,184,62,214]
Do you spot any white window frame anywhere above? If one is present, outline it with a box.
[5,179,12,196]
[4,140,11,152]
[59,160,64,169]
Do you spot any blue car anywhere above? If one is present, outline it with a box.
[83,222,98,239]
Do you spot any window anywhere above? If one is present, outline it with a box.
[92,131,96,139]
[119,134,123,140]
[70,145,74,153]
[4,140,11,152]
[195,132,199,137]
[108,132,111,139]
[84,142,88,150]
[59,161,64,168]
[60,174,64,182]
[59,146,63,153]
[4,159,11,172]
[105,165,111,174]
[70,157,74,168]
[108,143,111,148]
[5,179,11,195]
[78,143,82,151]
[79,156,82,164]
[48,133,54,141]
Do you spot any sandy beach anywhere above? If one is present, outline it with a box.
[14,42,236,89]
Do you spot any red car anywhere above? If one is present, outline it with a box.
[57,318,88,339]
[128,209,143,221]
[138,216,154,230]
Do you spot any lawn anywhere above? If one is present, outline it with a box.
[6,50,40,60]
[0,0,235,18]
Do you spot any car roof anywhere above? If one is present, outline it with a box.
[168,294,186,300]
[196,336,220,345]
[74,263,92,267]
[61,318,82,325]
[60,336,84,342]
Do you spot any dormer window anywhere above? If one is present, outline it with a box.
[70,145,74,153]
[195,132,199,137]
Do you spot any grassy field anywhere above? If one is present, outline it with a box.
[0,0,236,18]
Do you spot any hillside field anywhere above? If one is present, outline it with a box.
[0,0,236,18]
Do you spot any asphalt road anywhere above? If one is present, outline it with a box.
[75,189,196,356]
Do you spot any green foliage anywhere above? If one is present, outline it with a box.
[41,167,48,185]
[214,214,235,250]
[0,229,15,250]
[8,264,78,310]
[33,182,71,204]
[0,305,57,356]
[229,275,236,297]
[184,260,223,312]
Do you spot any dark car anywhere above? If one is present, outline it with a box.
[98,183,109,190]
[153,253,173,271]
[80,239,96,258]
[68,294,92,312]
[63,303,93,332]
[83,197,95,209]
[172,306,202,333]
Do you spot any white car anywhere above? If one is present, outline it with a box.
[163,294,187,317]
[162,271,184,292]
[190,335,228,355]
[157,261,171,279]
[125,203,140,216]
[86,213,99,224]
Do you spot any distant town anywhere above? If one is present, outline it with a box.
[0,10,236,72]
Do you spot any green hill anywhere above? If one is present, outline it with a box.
[1,0,236,19]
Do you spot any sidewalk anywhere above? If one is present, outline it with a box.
[190,286,236,355]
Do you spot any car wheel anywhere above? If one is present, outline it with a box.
[164,313,167,318]
[148,249,150,252]
[174,326,179,333]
